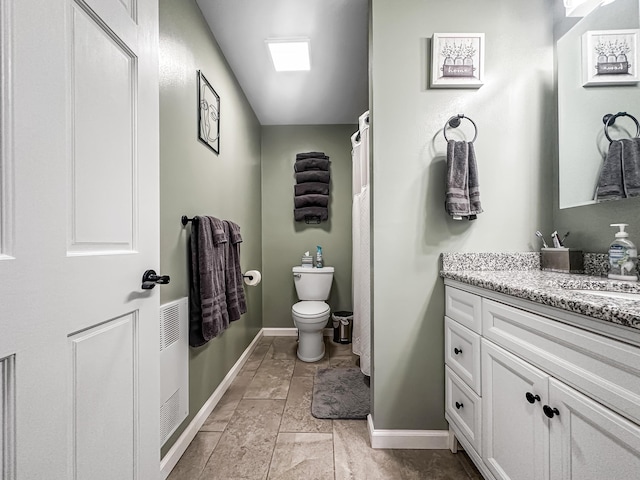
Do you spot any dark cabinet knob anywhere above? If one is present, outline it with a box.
[543,405,560,418]
[455,402,464,410]
[454,347,462,355]
[526,392,541,404]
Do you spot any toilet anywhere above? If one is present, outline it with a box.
[292,266,334,362]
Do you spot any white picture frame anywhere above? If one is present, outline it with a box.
[431,33,485,89]
[582,29,640,86]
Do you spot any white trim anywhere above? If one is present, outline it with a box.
[261,327,333,337]
[367,415,449,450]
[159,330,264,479]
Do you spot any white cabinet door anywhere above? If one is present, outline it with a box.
[482,340,550,480]
[0,0,160,478]
[548,378,640,480]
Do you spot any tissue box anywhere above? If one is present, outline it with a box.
[541,248,584,273]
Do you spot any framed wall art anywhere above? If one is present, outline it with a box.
[431,33,485,89]
[582,29,640,86]
[197,70,220,154]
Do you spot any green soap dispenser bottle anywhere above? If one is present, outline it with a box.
[608,223,638,281]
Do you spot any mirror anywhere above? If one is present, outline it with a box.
[558,0,640,208]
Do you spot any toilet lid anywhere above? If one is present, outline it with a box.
[292,301,330,318]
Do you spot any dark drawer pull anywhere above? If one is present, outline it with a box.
[455,402,464,410]
[526,392,540,404]
[543,405,560,418]
[454,347,462,355]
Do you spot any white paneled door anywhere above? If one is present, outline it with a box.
[0,0,160,479]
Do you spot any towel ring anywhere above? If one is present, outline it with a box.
[603,112,640,143]
[443,114,478,143]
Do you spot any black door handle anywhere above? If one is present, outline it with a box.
[543,405,559,418]
[455,402,463,410]
[142,269,171,290]
[454,347,462,355]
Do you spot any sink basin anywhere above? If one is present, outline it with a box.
[564,289,640,300]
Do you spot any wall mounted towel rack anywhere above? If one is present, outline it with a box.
[181,215,198,226]
[603,112,640,143]
[304,216,321,225]
[443,114,478,143]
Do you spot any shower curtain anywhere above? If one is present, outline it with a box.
[351,111,370,376]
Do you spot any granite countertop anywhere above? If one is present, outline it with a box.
[440,253,640,331]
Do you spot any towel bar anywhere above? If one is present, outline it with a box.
[443,114,478,143]
[181,215,198,226]
[603,112,640,143]
[304,215,321,225]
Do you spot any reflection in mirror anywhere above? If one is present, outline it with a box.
[558,0,640,208]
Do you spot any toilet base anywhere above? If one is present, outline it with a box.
[296,330,325,363]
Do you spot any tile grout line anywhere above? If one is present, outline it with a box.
[265,338,294,480]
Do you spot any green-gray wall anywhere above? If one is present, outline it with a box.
[370,0,556,430]
[261,125,355,328]
[159,0,262,456]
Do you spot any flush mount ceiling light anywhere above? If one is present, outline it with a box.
[563,0,616,16]
[266,38,311,72]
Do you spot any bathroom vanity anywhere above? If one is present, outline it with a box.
[441,260,640,480]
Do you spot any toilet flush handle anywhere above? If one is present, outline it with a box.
[294,273,302,279]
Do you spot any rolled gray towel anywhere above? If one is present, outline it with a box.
[295,182,329,195]
[294,206,328,222]
[296,151,328,160]
[296,170,330,184]
[294,158,331,172]
[294,194,329,208]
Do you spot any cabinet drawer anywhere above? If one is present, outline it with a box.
[483,298,640,425]
[445,316,481,395]
[445,286,482,333]
[445,366,482,454]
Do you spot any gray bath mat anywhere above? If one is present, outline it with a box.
[311,368,370,419]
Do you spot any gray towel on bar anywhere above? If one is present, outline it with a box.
[294,206,328,222]
[189,216,229,347]
[296,151,328,160]
[445,140,483,220]
[296,170,330,184]
[597,138,640,201]
[294,158,331,172]
[224,220,247,323]
[294,194,329,208]
[295,182,329,195]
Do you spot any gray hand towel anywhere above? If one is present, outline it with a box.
[296,151,328,160]
[296,170,330,184]
[294,194,329,208]
[445,140,483,220]
[294,206,328,222]
[189,216,229,347]
[597,138,640,201]
[295,182,330,195]
[294,158,331,172]
[224,220,247,323]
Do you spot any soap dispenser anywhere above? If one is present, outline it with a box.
[608,224,638,281]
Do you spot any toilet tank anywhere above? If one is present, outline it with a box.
[293,266,334,301]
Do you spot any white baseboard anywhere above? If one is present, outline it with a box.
[367,415,449,449]
[159,330,264,479]
[261,327,333,337]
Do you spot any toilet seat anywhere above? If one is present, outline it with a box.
[292,301,330,319]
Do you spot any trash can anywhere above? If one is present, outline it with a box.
[332,311,353,344]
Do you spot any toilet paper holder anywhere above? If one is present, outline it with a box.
[243,273,254,280]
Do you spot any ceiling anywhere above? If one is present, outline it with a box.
[195,0,369,125]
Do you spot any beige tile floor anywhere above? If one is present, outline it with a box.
[168,336,483,480]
